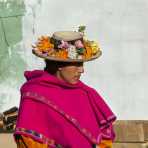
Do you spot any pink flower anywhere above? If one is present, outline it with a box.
[75,40,84,48]
[58,40,69,49]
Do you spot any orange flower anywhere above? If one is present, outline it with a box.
[55,49,68,59]
[84,47,92,59]
[35,36,54,52]
[83,42,92,58]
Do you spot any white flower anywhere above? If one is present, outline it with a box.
[67,45,77,59]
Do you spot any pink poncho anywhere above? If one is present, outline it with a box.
[14,70,116,148]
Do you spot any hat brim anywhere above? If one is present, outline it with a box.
[32,49,102,62]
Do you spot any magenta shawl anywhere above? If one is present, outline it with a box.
[14,70,116,148]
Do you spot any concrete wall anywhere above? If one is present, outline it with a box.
[0,0,148,119]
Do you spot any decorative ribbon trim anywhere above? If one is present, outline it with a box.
[15,127,62,148]
[22,91,98,145]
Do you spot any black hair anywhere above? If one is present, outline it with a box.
[44,59,84,74]
[44,60,60,74]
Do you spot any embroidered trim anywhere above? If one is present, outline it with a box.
[15,127,59,147]
[22,91,98,144]
[107,115,116,121]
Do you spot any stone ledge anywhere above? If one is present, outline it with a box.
[114,120,148,142]
[113,143,148,148]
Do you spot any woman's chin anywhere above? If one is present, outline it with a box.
[68,79,79,85]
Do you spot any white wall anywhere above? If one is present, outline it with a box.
[1,0,148,119]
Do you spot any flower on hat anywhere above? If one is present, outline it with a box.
[34,36,54,53]
[54,49,68,59]
[75,40,84,48]
[32,27,101,61]
[58,40,69,49]
[67,45,78,59]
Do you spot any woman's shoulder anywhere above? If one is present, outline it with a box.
[80,81,99,94]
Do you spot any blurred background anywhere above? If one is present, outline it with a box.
[0,0,148,120]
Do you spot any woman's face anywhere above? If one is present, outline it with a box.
[57,62,84,84]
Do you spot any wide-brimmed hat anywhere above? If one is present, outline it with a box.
[32,28,102,62]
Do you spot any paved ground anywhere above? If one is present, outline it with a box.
[0,134,16,148]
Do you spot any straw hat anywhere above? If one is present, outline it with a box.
[32,29,102,62]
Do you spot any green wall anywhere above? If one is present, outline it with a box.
[0,0,26,110]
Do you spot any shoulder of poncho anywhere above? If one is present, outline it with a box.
[20,78,41,94]
[81,82,98,94]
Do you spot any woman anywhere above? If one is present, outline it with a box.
[14,30,116,148]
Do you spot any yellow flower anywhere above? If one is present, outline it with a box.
[55,49,68,59]
[89,41,100,54]
[83,40,100,59]
[83,40,93,58]
[35,36,54,52]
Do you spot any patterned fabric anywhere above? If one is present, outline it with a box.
[15,134,112,148]
[15,127,57,147]
[15,135,48,148]
[97,140,112,148]
[14,127,112,148]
